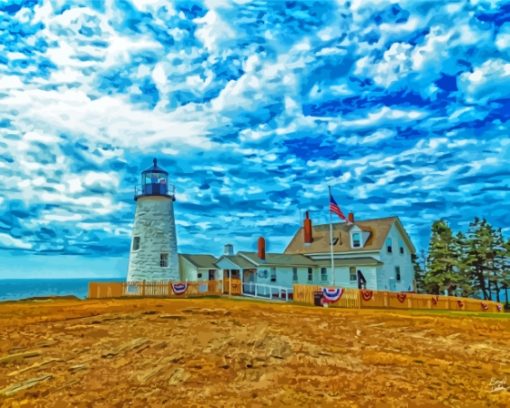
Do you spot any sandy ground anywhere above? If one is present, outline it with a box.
[0,297,509,408]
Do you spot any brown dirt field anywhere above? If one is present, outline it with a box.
[0,297,509,408]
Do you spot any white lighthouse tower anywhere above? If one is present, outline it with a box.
[127,158,179,282]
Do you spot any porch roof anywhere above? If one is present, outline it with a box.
[215,255,256,270]
[238,252,318,267]
[314,257,383,267]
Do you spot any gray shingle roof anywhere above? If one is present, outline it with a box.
[238,252,318,267]
[179,254,218,269]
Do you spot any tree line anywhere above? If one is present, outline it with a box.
[414,217,510,304]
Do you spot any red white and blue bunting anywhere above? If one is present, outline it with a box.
[171,282,188,295]
[361,290,373,301]
[321,287,344,303]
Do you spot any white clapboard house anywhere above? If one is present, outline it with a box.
[215,213,416,293]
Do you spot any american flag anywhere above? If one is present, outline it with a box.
[329,192,347,221]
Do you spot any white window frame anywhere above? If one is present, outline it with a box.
[352,232,361,248]
[270,267,276,282]
[292,267,298,282]
[320,267,328,282]
[349,266,357,281]
[386,238,393,253]
[307,268,313,282]
[395,266,401,282]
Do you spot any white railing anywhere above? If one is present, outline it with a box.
[242,282,293,302]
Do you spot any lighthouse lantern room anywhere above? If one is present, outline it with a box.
[127,158,179,282]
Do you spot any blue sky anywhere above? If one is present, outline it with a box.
[0,0,509,278]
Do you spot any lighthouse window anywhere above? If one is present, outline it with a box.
[160,253,168,267]
[132,237,140,251]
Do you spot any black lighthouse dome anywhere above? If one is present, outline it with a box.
[135,158,175,200]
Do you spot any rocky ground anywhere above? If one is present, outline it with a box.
[0,297,509,407]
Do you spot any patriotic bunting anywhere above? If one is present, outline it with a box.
[396,293,407,303]
[457,300,464,308]
[497,304,503,312]
[171,282,188,295]
[361,290,373,301]
[321,287,344,303]
[431,295,439,305]
[480,302,489,311]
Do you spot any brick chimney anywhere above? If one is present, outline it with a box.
[348,212,355,224]
[257,236,266,260]
[304,211,313,244]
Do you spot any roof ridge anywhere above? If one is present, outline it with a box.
[312,216,398,228]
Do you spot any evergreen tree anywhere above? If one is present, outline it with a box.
[491,227,506,302]
[501,238,510,306]
[465,218,495,300]
[425,220,458,295]
[452,231,472,296]
[412,251,426,293]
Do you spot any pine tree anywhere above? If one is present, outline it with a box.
[465,218,495,300]
[424,220,458,295]
[452,231,472,296]
[412,251,426,293]
[491,227,506,302]
[501,238,510,306]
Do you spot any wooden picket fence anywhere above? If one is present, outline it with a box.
[88,280,223,299]
[88,280,504,314]
[293,284,504,313]
[223,278,242,295]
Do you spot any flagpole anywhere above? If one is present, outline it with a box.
[328,186,335,286]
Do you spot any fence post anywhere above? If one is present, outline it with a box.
[384,291,389,308]
[142,280,146,297]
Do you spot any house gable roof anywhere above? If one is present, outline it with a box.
[284,216,416,255]
[179,254,218,269]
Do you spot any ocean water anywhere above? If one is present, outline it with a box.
[0,278,125,301]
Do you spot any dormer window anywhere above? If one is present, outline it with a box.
[352,232,361,248]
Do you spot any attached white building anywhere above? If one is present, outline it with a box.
[178,254,220,281]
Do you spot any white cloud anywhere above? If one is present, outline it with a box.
[459,58,510,103]
[0,233,32,250]
[194,10,237,52]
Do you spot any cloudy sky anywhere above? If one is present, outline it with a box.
[0,0,509,278]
